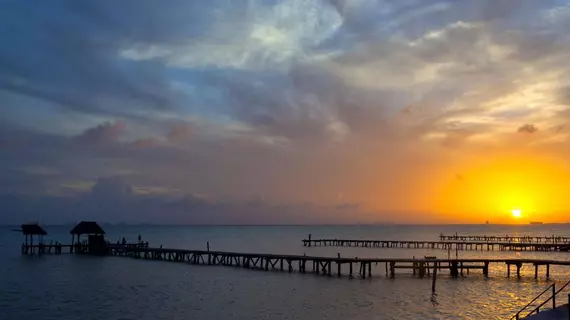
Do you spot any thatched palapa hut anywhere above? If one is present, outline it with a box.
[20,223,47,246]
[70,221,107,254]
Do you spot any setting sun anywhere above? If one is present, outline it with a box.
[511,209,522,218]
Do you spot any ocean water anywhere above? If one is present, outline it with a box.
[2,224,570,320]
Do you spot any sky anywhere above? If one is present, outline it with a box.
[2,0,570,225]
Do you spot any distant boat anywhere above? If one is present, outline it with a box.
[529,221,543,225]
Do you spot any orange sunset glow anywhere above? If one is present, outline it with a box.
[431,154,570,224]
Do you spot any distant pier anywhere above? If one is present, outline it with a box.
[302,238,570,252]
[439,234,570,243]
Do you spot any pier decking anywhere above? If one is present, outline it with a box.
[302,238,570,252]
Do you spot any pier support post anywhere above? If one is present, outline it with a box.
[308,234,312,247]
[368,262,372,278]
[419,262,426,278]
[534,264,538,279]
[390,262,395,278]
[516,263,521,278]
[349,262,353,278]
[432,262,437,293]
[337,262,341,277]
[546,264,550,279]
[450,261,458,277]
[483,262,489,277]
[507,264,510,277]
[552,284,556,309]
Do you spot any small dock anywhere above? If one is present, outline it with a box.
[439,234,570,243]
[301,238,570,252]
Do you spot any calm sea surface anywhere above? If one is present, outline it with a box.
[2,224,570,320]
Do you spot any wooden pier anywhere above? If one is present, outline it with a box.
[103,245,570,280]
[21,242,148,255]
[302,238,570,252]
[16,222,570,282]
[20,243,570,280]
[439,234,570,243]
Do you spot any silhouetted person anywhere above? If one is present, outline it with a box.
[138,234,141,242]
[122,237,126,245]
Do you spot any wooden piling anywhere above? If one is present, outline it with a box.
[432,262,437,293]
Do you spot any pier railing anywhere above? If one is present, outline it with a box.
[512,279,570,319]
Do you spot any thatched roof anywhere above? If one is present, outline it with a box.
[20,224,48,235]
[70,221,105,235]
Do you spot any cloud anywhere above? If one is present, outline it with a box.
[73,121,126,146]
[0,176,374,225]
[167,123,195,143]
[130,138,160,149]
[518,124,538,134]
[0,1,183,119]
[91,176,133,200]
[120,0,343,70]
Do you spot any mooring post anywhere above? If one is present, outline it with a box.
[552,283,556,309]
[450,261,458,277]
[419,262,426,278]
[349,262,353,278]
[483,261,489,277]
[546,264,550,279]
[507,264,510,277]
[432,262,438,293]
[206,241,210,252]
[567,294,570,319]
[535,264,538,279]
[390,262,395,278]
